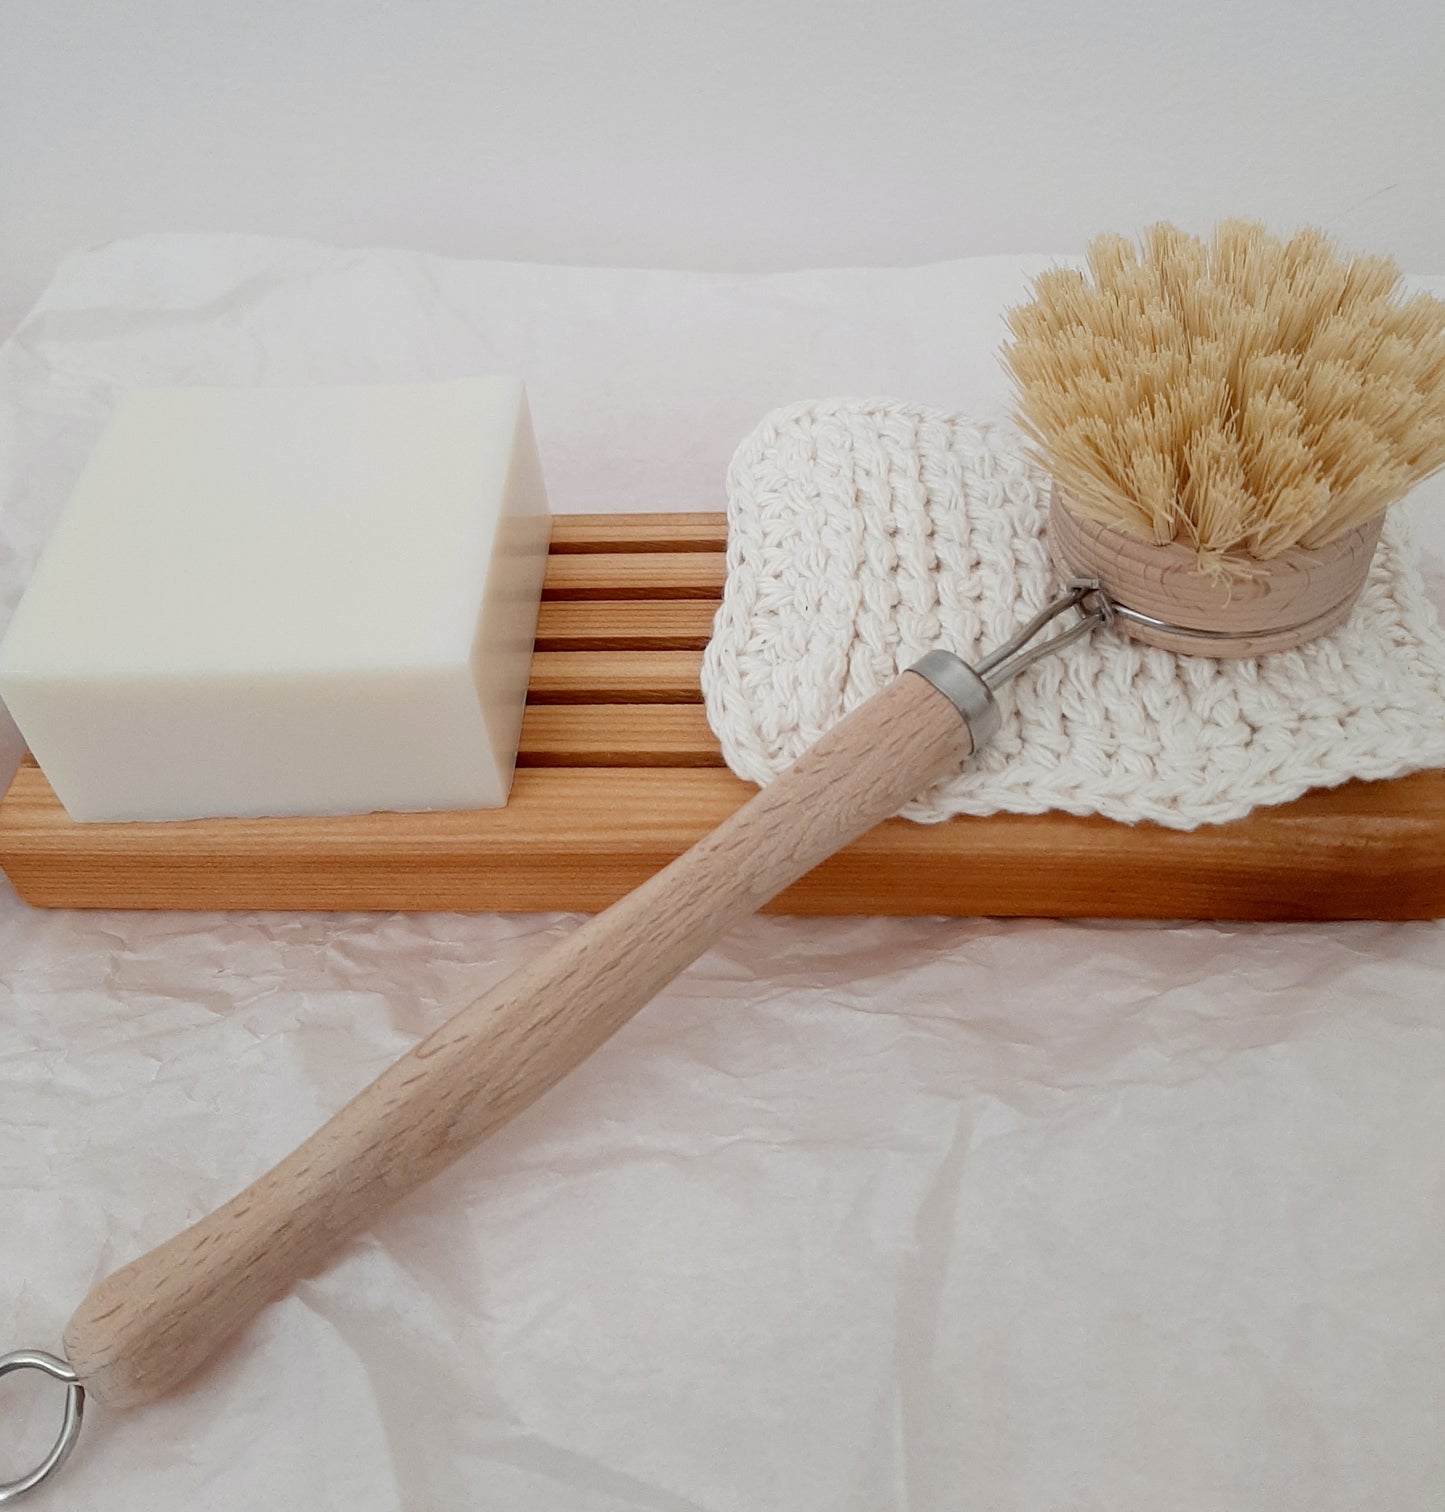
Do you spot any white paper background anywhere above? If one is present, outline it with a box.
[3,237,1445,1510]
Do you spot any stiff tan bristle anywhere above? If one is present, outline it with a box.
[1002,221,1445,570]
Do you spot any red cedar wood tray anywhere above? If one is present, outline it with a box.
[2,512,1443,919]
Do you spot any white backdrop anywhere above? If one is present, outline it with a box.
[5,6,1445,1506]
[3,0,1445,333]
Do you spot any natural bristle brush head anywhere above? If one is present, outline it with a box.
[1003,221,1445,654]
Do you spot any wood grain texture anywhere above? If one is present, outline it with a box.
[519,705,721,766]
[548,512,727,553]
[62,672,973,1407]
[527,650,704,702]
[1050,488,1384,655]
[542,552,725,600]
[534,600,717,651]
[4,757,1445,918]
[2,512,1443,919]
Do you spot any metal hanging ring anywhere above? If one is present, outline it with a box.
[0,1351,85,1505]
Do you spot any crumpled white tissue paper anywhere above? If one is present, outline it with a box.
[2,237,1445,1512]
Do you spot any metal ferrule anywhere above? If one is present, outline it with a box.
[909,652,1001,751]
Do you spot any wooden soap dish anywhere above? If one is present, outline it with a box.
[2,512,1443,919]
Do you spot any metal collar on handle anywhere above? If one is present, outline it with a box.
[0,1352,85,1505]
[910,580,1113,749]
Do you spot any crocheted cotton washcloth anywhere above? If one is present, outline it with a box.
[701,398,1445,829]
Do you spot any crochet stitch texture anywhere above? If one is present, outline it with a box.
[701,399,1445,829]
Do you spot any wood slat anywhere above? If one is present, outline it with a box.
[519,705,721,767]
[542,552,724,600]
[3,761,1444,918]
[534,600,716,651]
[548,513,726,553]
[526,650,703,703]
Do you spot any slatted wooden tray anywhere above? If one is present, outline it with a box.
[3,512,1444,918]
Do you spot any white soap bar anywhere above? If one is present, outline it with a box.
[0,379,550,822]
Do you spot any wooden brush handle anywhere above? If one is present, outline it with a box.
[63,669,973,1408]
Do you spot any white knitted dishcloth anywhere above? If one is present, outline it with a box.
[701,398,1445,829]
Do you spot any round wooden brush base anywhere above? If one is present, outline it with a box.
[1047,488,1384,656]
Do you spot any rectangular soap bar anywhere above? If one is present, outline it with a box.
[0,379,551,822]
